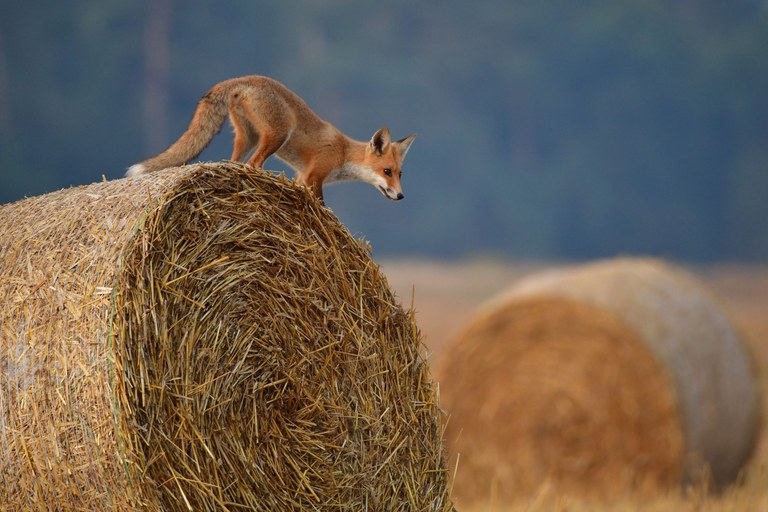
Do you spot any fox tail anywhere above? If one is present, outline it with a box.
[126,85,231,176]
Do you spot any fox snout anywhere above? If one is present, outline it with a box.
[379,186,405,201]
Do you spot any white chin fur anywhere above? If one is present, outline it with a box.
[125,163,146,177]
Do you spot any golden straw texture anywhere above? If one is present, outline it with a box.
[0,162,453,511]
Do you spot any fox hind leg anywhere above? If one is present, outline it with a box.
[229,109,257,162]
[245,129,288,169]
[236,93,292,169]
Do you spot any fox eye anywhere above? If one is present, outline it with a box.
[383,168,393,177]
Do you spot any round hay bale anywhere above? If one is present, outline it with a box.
[0,162,453,511]
[440,258,759,506]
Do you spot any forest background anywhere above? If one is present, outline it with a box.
[1,0,766,262]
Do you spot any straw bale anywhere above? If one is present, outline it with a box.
[0,162,453,511]
[440,258,759,506]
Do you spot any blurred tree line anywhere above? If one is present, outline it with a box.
[0,0,766,261]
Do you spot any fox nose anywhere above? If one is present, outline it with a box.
[396,192,404,200]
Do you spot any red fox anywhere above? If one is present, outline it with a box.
[127,75,416,202]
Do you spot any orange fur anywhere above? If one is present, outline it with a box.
[127,75,416,203]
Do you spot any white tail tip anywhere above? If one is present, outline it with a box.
[125,163,146,177]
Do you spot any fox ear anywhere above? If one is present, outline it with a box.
[396,134,417,160]
[370,127,391,156]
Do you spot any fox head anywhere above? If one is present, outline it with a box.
[362,128,416,201]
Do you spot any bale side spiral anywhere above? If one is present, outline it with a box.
[0,162,453,511]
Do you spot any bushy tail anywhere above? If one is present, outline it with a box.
[126,85,231,176]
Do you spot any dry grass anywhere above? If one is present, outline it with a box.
[455,468,768,512]
[0,162,453,511]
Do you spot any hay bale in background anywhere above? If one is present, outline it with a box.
[0,162,453,511]
[440,258,760,506]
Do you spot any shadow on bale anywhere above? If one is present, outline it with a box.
[440,258,760,508]
[0,162,453,511]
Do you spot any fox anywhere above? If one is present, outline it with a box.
[126,75,416,203]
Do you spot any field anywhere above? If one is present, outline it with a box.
[381,260,768,512]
